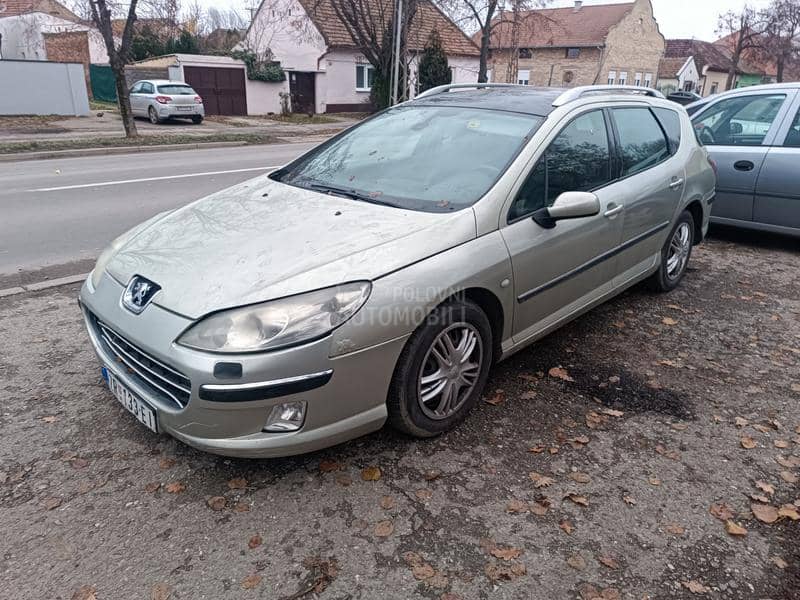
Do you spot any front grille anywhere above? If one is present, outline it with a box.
[92,316,191,409]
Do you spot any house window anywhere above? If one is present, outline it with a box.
[618,71,628,85]
[566,48,581,59]
[607,71,617,85]
[710,82,719,95]
[519,48,532,59]
[517,69,530,85]
[486,69,493,83]
[644,72,653,87]
[684,80,694,91]
[450,67,457,82]
[634,72,642,86]
[355,64,374,91]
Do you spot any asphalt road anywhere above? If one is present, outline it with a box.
[0,142,315,282]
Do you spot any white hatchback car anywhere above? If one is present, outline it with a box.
[129,79,205,124]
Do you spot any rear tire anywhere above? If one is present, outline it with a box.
[192,115,203,124]
[648,210,695,293]
[148,106,161,125]
[387,299,493,437]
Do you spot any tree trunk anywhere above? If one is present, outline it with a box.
[113,66,138,138]
[478,24,491,83]
[776,56,785,83]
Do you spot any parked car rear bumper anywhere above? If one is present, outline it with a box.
[156,104,205,119]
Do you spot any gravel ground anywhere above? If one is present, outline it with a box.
[0,229,798,600]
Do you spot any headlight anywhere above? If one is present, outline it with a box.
[177,282,371,353]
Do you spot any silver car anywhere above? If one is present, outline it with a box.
[129,79,205,124]
[689,83,800,237]
[79,84,716,458]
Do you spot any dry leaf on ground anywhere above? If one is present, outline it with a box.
[598,555,619,569]
[664,523,685,535]
[662,317,678,326]
[623,495,637,506]
[530,500,549,516]
[780,471,798,484]
[150,583,171,600]
[412,563,436,580]
[484,562,526,581]
[559,519,574,534]
[734,417,749,427]
[335,473,352,487]
[380,495,395,510]
[490,546,523,561]
[164,482,185,494]
[778,504,799,520]
[770,556,788,569]
[601,408,624,418]
[548,367,574,382]
[709,502,735,521]
[361,466,381,481]
[529,472,555,488]
[319,459,341,473]
[740,436,757,449]
[725,520,747,536]
[485,391,505,406]
[751,503,779,524]
[241,574,262,590]
[248,534,262,549]
[144,482,160,494]
[43,497,62,511]
[158,457,176,470]
[755,480,775,495]
[227,477,247,490]
[566,554,586,570]
[374,520,394,537]
[71,586,97,600]
[774,440,790,448]
[506,499,528,514]
[683,580,711,594]
[565,493,589,507]
[207,496,226,511]
[569,472,591,484]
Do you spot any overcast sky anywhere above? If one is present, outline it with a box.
[196,0,774,43]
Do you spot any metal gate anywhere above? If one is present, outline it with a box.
[183,66,247,116]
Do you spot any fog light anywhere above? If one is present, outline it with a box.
[263,401,306,432]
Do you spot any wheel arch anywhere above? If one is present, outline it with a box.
[684,199,704,245]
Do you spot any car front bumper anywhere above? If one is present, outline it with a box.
[79,272,406,458]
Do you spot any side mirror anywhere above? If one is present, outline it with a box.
[532,192,601,229]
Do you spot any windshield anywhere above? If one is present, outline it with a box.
[271,105,543,212]
[157,85,196,95]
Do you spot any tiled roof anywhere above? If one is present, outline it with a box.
[482,2,635,49]
[0,0,79,21]
[294,0,479,56]
[658,56,686,79]
[665,38,763,76]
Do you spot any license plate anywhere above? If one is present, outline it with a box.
[103,367,158,433]
[177,106,192,111]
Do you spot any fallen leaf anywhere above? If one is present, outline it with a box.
[725,520,747,536]
[565,493,588,507]
[740,436,757,449]
[710,501,735,521]
[566,554,586,570]
[756,480,775,495]
[528,444,546,453]
[601,408,624,418]
[374,520,394,537]
[207,496,226,511]
[164,482,184,494]
[734,417,749,427]
[548,367,574,382]
[750,493,770,503]
[780,471,798,484]
[158,457,176,470]
[569,472,591,484]
[41,416,57,424]
[335,473,352,487]
[586,411,608,429]
[752,503,779,523]
[319,459,341,473]
[71,458,89,469]
[423,469,441,482]
[71,586,97,600]
[248,534,262,549]
[529,472,554,488]
[234,501,251,513]
[241,573,262,590]
[415,488,433,501]
[402,551,424,567]
[770,556,788,569]
[623,495,637,506]
[655,445,681,461]
[753,424,771,433]
[568,435,590,448]
[150,583,171,600]
[485,391,505,406]
[520,391,537,400]
[662,317,678,326]
[778,504,800,520]
[600,587,620,600]
[412,563,435,580]
[648,476,661,486]
[559,518,574,534]
[227,477,247,490]
[43,497,62,511]
[530,500,549,516]
[490,546,523,561]
[597,555,619,569]
[777,455,800,468]
[380,495,395,510]
[683,580,711,594]
[506,499,528,514]
[361,466,381,481]
[774,439,790,449]
[664,523,685,536]
[425,573,449,589]
[144,482,160,494]
[484,562,526,581]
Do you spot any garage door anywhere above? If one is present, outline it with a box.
[183,66,247,116]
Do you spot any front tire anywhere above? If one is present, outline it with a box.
[649,210,695,292]
[387,299,493,437]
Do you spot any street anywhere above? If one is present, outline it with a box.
[1,229,798,599]
[0,142,314,286]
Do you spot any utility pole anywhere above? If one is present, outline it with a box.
[391,0,403,105]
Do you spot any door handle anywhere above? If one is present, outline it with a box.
[669,178,684,190]
[604,204,624,218]
[734,160,755,171]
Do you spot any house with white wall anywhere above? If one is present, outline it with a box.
[656,56,699,95]
[240,0,480,114]
[0,0,109,63]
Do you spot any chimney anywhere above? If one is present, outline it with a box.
[574,0,583,9]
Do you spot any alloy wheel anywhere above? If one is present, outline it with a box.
[666,222,691,280]
[417,323,483,420]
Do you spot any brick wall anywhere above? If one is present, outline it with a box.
[43,31,92,98]
[490,47,604,86]
[598,0,664,89]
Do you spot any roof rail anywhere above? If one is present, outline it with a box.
[415,83,520,100]
[552,85,665,107]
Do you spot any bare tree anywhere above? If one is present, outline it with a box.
[717,5,768,90]
[328,0,418,107]
[760,0,800,82]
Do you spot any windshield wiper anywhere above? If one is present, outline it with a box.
[307,183,398,208]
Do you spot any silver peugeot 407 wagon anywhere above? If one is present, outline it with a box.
[79,84,717,458]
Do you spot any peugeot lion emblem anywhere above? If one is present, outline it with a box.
[122,275,161,314]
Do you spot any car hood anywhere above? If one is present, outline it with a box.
[106,175,477,319]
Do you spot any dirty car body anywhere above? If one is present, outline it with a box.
[79,84,716,458]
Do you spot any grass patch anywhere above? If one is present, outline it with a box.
[89,100,118,112]
[0,133,279,155]
[265,113,339,124]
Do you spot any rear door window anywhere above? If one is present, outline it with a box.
[509,110,612,221]
[653,107,682,155]
[611,107,670,177]
[693,94,786,146]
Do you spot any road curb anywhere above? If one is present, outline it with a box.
[0,141,273,163]
[0,273,89,298]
